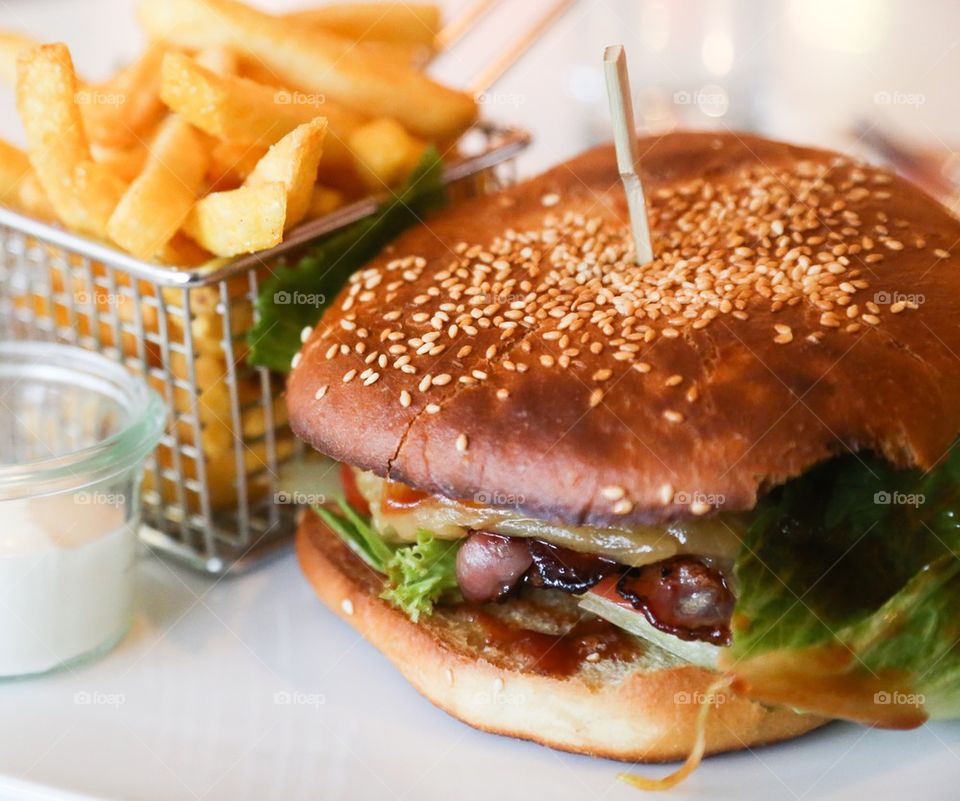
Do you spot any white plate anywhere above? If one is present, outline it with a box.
[1,550,958,801]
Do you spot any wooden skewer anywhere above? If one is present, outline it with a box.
[466,0,578,95]
[603,44,653,265]
[436,0,501,51]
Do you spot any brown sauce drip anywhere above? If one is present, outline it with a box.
[470,610,639,677]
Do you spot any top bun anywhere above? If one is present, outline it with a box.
[288,131,960,527]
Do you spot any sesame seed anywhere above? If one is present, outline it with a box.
[455,433,469,453]
[664,374,683,387]
[601,485,626,501]
[634,362,652,374]
[432,373,452,386]
[291,352,302,369]
[342,368,356,382]
[314,385,328,400]
[363,372,380,386]
[659,484,674,504]
[663,409,684,423]
[418,375,432,392]
[496,388,510,400]
[690,500,711,515]
[426,403,440,414]
[340,598,354,616]
[612,498,633,515]
[300,326,312,343]
[541,193,560,207]
[862,313,880,325]
[399,390,411,407]
[589,388,604,407]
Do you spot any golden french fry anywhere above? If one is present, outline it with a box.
[208,140,266,188]
[160,51,357,167]
[349,116,426,189]
[306,185,345,219]
[194,46,238,75]
[18,170,55,218]
[244,118,325,230]
[107,116,210,259]
[183,181,286,256]
[0,31,38,86]
[0,137,34,206]
[78,43,166,150]
[357,39,432,69]
[139,0,476,141]
[17,44,127,237]
[285,3,440,47]
[157,232,213,267]
[90,141,149,182]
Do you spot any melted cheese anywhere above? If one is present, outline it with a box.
[354,470,745,567]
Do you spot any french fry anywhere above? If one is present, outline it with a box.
[285,3,440,47]
[78,43,167,150]
[306,185,345,219]
[139,0,476,141]
[17,44,127,237]
[90,141,149,182]
[157,232,212,267]
[194,47,238,75]
[0,31,38,86]
[183,181,286,257]
[107,116,209,259]
[207,140,266,188]
[349,117,426,189]
[244,118,326,230]
[160,52,357,167]
[18,170,55,218]
[0,137,34,206]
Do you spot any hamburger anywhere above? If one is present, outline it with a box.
[286,131,960,765]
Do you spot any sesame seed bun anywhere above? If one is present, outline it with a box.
[288,130,960,526]
[296,508,825,761]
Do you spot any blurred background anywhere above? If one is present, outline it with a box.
[0,0,957,206]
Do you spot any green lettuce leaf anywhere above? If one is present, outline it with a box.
[723,441,960,725]
[381,532,460,622]
[313,502,460,622]
[248,147,447,372]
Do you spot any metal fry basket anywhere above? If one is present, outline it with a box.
[0,122,530,572]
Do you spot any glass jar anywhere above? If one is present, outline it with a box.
[0,342,165,677]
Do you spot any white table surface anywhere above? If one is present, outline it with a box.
[2,1,960,799]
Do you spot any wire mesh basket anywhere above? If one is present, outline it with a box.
[0,121,530,573]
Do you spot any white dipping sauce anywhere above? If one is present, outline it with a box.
[0,494,136,677]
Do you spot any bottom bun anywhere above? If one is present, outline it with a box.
[296,509,825,762]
